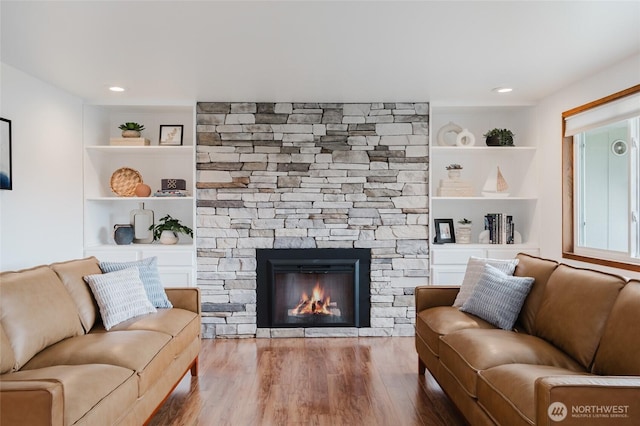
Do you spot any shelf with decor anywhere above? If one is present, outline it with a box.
[82,104,196,287]
[429,105,540,284]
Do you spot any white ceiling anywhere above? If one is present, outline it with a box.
[2,1,639,105]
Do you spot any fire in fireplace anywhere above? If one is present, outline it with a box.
[256,248,371,328]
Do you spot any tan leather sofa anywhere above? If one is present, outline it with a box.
[0,257,201,426]
[415,253,640,426]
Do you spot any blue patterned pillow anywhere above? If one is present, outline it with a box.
[99,257,172,308]
[84,268,156,330]
[460,263,535,330]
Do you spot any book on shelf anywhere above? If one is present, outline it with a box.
[153,190,190,197]
[484,213,515,244]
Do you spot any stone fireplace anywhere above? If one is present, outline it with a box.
[195,102,428,338]
[256,248,371,329]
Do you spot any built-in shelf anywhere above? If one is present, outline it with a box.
[432,196,537,201]
[86,196,194,201]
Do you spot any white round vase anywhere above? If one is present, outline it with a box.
[159,230,179,245]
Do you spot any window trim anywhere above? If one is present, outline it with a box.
[562,84,640,273]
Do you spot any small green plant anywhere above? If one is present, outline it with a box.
[483,128,514,146]
[149,215,193,241]
[118,122,145,132]
[446,164,463,170]
[458,218,472,224]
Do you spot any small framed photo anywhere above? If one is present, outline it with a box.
[434,219,455,244]
[0,117,12,190]
[159,125,184,146]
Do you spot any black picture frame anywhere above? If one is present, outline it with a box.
[159,125,184,146]
[0,117,12,190]
[434,219,455,244]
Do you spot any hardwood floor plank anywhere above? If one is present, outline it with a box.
[148,337,465,426]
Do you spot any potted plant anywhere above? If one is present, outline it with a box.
[149,214,193,245]
[118,122,145,138]
[446,163,463,179]
[456,218,472,244]
[483,128,514,146]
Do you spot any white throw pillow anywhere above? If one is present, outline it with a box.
[99,257,172,308]
[84,267,157,330]
[453,256,519,307]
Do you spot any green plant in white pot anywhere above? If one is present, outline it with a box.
[118,122,145,138]
[149,215,193,245]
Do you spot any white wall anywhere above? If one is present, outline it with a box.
[0,63,84,270]
[535,53,640,280]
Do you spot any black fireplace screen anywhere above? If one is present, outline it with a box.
[257,248,371,328]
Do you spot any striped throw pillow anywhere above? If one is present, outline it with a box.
[99,257,172,308]
[84,268,157,330]
[460,263,534,330]
[453,256,519,307]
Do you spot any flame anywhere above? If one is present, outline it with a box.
[291,282,335,316]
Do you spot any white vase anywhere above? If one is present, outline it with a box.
[448,169,461,179]
[159,230,179,245]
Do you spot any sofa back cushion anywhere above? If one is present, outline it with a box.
[513,253,559,334]
[0,266,84,371]
[592,280,640,375]
[50,257,101,332]
[0,324,16,374]
[534,264,625,369]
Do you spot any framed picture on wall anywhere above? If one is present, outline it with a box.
[159,125,184,146]
[434,218,455,244]
[0,117,12,190]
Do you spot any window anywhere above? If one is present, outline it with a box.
[562,85,640,272]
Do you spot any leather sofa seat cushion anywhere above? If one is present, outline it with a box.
[0,266,84,371]
[91,308,200,359]
[440,329,585,398]
[592,280,640,376]
[1,364,137,426]
[22,330,171,397]
[50,257,102,332]
[513,253,559,334]
[477,364,587,426]
[534,265,625,369]
[416,306,495,357]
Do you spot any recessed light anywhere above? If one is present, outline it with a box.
[492,87,513,94]
[109,86,125,92]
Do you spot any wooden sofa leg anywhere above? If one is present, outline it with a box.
[190,357,199,376]
[418,358,426,375]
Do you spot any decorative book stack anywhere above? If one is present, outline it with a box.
[438,177,474,197]
[109,137,150,146]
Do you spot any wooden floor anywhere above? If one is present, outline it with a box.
[148,337,465,426]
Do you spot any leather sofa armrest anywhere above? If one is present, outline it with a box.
[535,375,640,425]
[415,285,460,313]
[1,380,64,426]
[165,287,201,314]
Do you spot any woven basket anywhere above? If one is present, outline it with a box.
[110,167,143,197]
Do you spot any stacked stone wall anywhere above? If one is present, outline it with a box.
[196,102,429,338]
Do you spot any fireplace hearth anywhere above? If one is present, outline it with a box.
[256,248,371,328]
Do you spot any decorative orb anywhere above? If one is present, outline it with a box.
[134,183,151,197]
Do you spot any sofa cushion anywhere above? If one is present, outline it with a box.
[99,257,173,308]
[460,264,535,330]
[0,325,16,374]
[439,329,585,398]
[84,268,157,330]
[50,257,102,332]
[0,266,84,371]
[416,306,495,357]
[22,330,172,397]
[533,264,625,369]
[453,256,519,307]
[513,253,559,334]
[1,364,137,426]
[477,364,588,426]
[592,280,640,376]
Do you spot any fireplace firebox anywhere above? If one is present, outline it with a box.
[256,248,371,328]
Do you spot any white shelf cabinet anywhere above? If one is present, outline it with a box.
[429,105,540,284]
[83,104,196,287]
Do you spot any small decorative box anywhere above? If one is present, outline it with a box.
[161,178,186,191]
